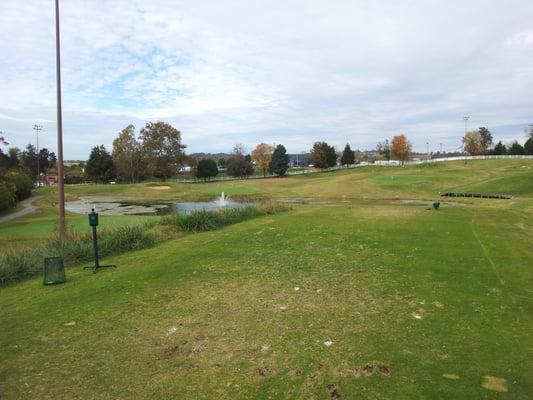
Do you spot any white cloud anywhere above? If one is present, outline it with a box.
[1,0,532,158]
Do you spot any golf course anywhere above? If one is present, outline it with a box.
[1,159,532,399]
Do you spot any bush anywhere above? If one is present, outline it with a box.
[4,169,33,200]
[0,180,16,211]
[162,202,290,233]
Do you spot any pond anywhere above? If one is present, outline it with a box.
[65,193,252,216]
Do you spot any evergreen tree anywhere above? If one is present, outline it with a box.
[493,141,507,155]
[269,144,289,176]
[85,145,116,183]
[508,141,524,155]
[310,141,337,169]
[195,158,219,181]
[478,127,493,153]
[340,143,355,166]
[524,137,533,155]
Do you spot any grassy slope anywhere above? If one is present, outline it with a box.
[0,159,532,399]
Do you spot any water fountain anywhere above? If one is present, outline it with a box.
[215,192,229,207]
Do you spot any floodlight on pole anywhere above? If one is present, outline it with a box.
[33,125,43,187]
[55,0,66,239]
[463,116,469,159]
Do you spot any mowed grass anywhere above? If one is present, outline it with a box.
[0,159,532,399]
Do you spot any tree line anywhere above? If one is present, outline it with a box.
[0,139,57,211]
[463,126,533,156]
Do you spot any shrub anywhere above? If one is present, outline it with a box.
[4,169,33,200]
[0,180,16,211]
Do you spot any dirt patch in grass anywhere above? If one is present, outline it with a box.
[482,376,508,392]
[326,383,341,399]
[148,186,171,190]
[442,373,460,380]
[160,345,180,359]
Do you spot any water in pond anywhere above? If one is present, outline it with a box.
[65,192,252,216]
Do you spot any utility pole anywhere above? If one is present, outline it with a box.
[439,143,443,153]
[426,142,430,161]
[33,125,43,186]
[463,116,469,161]
[55,0,66,239]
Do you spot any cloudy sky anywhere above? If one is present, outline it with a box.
[1,0,532,159]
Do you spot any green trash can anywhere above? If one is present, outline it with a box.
[433,201,440,210]
[43,257,66,285]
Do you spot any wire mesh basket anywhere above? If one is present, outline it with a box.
[43,257,66,285]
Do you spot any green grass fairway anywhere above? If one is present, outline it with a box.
[1,159,532,399]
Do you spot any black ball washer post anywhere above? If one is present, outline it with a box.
[84,208,116,274]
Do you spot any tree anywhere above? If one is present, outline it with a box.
[462,131,484,155]
[20,144,38,179]
[85,145,116,183]
[0,180,16,211]
[251,143,273,177]
[340,143,355,166]
[3,169,33,200]
[524,126,533,155]
[113,125,144,183]
[226,145,249,178]
[140,121,186,181]
[310,141,337,169]
[245,154,254,177]
[376,140,391,162]
[478,127,493,153]
[195,158,218,181]
[217,158,227,168]
[269,144,289,176]
[524,137,533,155]
[493,141,507,155]
[508,141,524,155]
[391,134,412,165]
[0,134,8,146]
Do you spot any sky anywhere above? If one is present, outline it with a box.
[1,0,532,159]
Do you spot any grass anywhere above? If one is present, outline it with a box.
[0,202,289,284]
[0,159,532,399]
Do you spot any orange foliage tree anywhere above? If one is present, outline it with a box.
[391,134,412,165]
[251,143,274,177]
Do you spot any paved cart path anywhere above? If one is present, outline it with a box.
[0,195,43,225]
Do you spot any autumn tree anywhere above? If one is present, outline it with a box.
[340,143,355,166]
[310,141,337,169]
[391,134,412,165]
[463,131,484,155]
[195,158,218,181]
[112,124,144,183]
[269,144,289,176]
[140,121,186,181]
[251,143,273,177]
[85,145,116,183]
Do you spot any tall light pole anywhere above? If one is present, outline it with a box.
[463,116,469,159]
[33,125,43,186]
[426,142,430,161]
[55,0,66,239]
